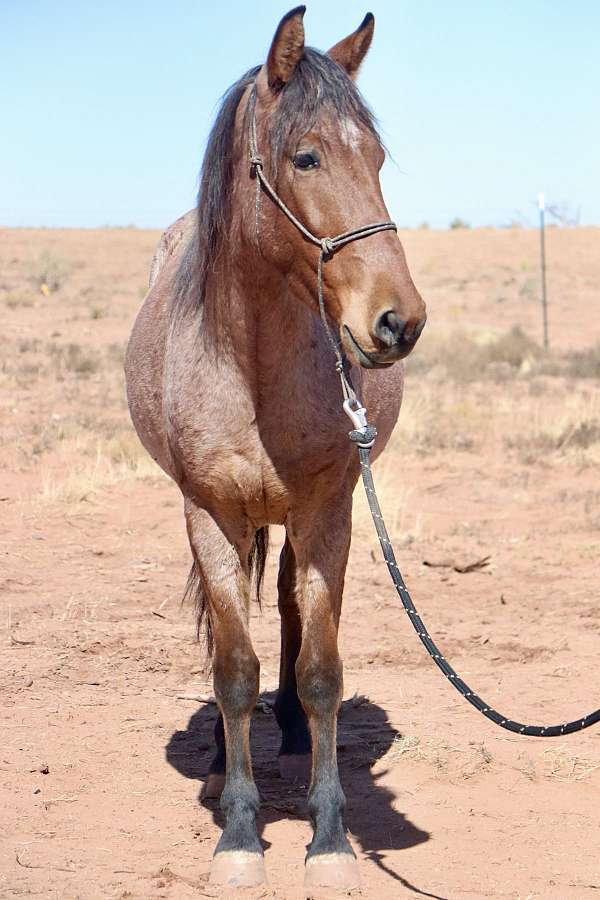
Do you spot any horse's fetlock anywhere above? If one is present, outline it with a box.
[308,777,346,822]
[221,782,260,817]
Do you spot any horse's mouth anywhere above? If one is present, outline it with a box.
[342,326,396,369]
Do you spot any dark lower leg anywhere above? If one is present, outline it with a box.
[274,539,311,762]
[185,501,264,885]
[297,644,352,859]
[289,496,360,888]
[212,637,261,859]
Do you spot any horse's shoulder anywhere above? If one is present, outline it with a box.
[149,210,196,288]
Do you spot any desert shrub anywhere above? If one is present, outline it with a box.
[48,342,101,377]
[483,325,541,368]
[90,305,109,319]
[390,389,482,455]
[106,342,125,366]
[19,338,42,353]
[561,420,600,449]
[25,251,72,292]
[5,290,35,309]
[518,277,537,299]
[408,325,541,383]
[564,343,600,379]
[504,418,600,463]
[449,217,470,229]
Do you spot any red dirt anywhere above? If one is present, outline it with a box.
[1,227,599,899]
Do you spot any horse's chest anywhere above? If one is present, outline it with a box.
[193,432,350,527]
[261,443,347,517]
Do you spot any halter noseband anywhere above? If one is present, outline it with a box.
[247,85,397,408]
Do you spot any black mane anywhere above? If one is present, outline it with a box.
[173,48,380,329]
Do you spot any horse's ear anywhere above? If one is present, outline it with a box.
[328,12,374,79]
[265,5,306,92]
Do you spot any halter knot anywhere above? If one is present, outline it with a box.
[250,155,263,173]
[321,237,335,260]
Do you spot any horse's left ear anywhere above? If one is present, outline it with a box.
[328,12,374,79]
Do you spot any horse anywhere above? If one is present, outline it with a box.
[125,6,426,890]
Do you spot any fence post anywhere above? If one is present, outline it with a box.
[538,192,549,351]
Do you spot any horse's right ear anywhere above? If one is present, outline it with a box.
[328,12,374,79]
[263,5,306,93]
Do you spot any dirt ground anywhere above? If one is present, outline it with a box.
[1,225,599,899]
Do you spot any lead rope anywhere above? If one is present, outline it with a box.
[352,439,600,736]
[247,85,599,736]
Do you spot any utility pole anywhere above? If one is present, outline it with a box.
[538,192,549,351]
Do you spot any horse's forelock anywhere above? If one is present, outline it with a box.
[269,47,380,176]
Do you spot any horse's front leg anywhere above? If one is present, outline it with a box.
[185,499,265,888]
[289,494,360,891]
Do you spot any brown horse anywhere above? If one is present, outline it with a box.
[125,6,425,890]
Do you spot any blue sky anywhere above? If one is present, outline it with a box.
[2,1,599,229]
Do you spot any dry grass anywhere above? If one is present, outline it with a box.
[564,342,600,379]
[541,745,600,782]
[385,734,493,779]
[40,435,163,504]
[353,461,426,547]
[502,390,600,464]
[3,230,599,511]
[390,324,600,467]
[407,324,541,383]
[4,290,35,309]
[409,325,600,384]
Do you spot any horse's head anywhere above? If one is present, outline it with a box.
[249,6,426,368]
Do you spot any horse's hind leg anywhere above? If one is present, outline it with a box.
[185,499,265,888]
[274,538,311,782]
[202,713,225,799]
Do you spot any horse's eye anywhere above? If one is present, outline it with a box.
[292,151,320,170]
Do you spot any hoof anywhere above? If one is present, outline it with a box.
[201,772,225,800]
[209,850,267,888]
[304,853,361,892]
[279,753,312,783]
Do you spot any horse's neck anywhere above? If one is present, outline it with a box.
[218,270,340,415]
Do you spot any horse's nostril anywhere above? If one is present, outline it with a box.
[374,310,405,348]
[413,315,427,341]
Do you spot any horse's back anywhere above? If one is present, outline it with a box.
[148,210,196,289]
[125,211,196,479]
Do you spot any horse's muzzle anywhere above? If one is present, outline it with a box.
[342,315,426,369]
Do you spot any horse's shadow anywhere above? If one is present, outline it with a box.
[166,694,444,897]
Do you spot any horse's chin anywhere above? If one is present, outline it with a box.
[341,325,401,369]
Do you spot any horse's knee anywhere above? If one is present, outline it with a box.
[214,645,259,716]
[296,651,343,717]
